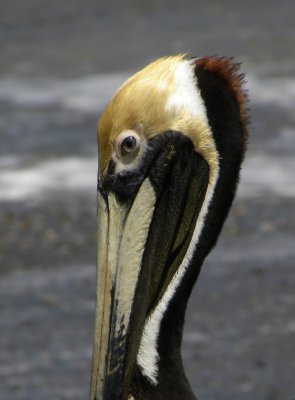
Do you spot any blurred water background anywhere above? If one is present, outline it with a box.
[0,1,294,399]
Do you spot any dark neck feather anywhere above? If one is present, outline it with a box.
[131,57,248,400]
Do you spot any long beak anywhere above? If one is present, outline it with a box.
[90,132,210,400]
[90,179,156,400]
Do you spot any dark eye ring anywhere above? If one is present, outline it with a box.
[114,130,141,161]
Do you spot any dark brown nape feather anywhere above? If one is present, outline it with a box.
[194,56,249,142]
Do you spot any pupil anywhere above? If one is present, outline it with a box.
[122,136,136,151]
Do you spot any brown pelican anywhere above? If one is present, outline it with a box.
[90,54,248,400]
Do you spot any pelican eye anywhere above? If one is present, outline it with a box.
[114,130,141,162]
[121,136,137,155]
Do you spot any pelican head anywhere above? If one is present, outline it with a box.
[90,55,248,400]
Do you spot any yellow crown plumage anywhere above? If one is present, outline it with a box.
[98,55,217,174]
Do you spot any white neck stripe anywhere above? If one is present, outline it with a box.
[136,62,219,384]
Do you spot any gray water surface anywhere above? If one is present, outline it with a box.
[0,1,295,399]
